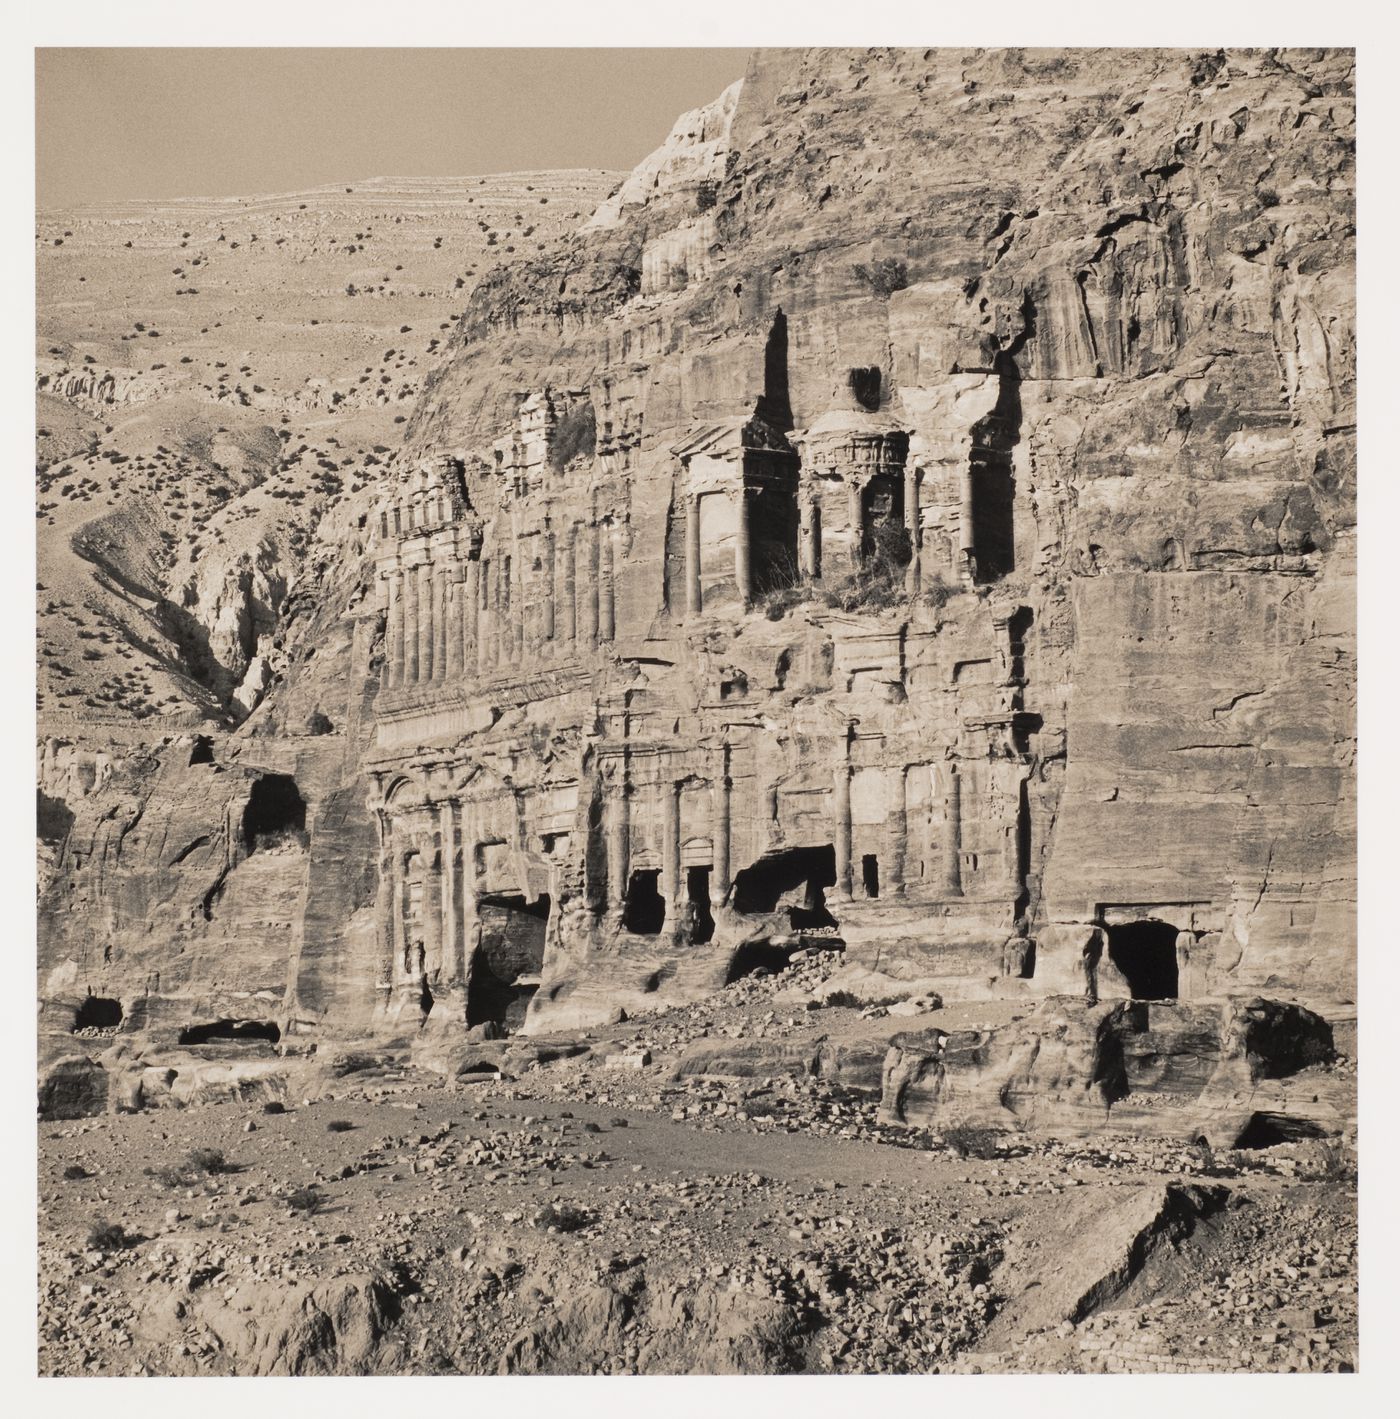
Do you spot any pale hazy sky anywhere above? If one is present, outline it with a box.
[36,49,748,208]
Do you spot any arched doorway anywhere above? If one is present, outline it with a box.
[1105,919,1179,999]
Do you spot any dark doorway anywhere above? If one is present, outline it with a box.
[686,865,715,944]
[178,1018,281,1046]
[749,479,800,599]
[860,476,906,564]
[74,996,122,1031]
[623,870,665,935]
[241,774,306,853]
[468,893,549,1032]
[1106,919,1180,999]
[967,352,1022,583]
[861,854,880,899]
[732,845,838,929]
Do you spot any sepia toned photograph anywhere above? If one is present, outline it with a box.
[28,21,1363,1385]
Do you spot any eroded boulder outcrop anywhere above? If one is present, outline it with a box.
[879,994,1336,1143]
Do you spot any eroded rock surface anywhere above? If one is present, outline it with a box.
[38,48,1355,1158]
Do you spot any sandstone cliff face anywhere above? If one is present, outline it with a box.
[37,48,1355,1065]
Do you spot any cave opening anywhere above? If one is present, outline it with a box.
[623,870,666,936]
[686,865,715,944]
[732,845,838,930]
[725,940,794,984]
[1106,919,1180,1000]
[178,1018,281,1046]
[468,893,549,1033]
[73,996,122,1032]
[1234,1112,1330,1150]
[241,774,307,853]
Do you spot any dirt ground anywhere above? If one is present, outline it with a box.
[37,972,1359,1376]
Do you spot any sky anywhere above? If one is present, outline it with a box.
[35,49,749,208]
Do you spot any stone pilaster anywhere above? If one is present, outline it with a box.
[833,762,853,901]
[581,523,599,647]
[606,765,630,920]
[958,462,976,583]
[374,822,395,1000]
[389,571,406,687]
[800,497,821,581]
[711,742,731,907]
[685,495,703,615]
[417,561,434,682]
[422,827,444,985]
[662,779,682,933]
[432,567,448,679]
[735,489,752,607]
[941,761,963,896]
[599,526,615,642]
[402,562,420,684]
[465,556,482,672]
[890,764,910,895]
[905,464,921,594]
[439,800,458,983]
[542,530,556,648]
[562,525,578,645]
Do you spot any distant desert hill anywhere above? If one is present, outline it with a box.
[35,171,622,731]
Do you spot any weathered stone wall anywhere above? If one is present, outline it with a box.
[36,47,1355,1052]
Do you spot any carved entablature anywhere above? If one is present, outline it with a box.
[377,454,475,545]
[792,406,910,493]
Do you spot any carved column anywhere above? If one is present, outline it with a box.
[562,525,578,646]
[417,561,435,682]
[904,464,921,594]
[735,488,752,607]
[662,778,682,933]
[504,553,521,664]
[375,822,395,1000]
[848,481,863,566]
[446,580,463,681]
[800,497,821,581]
[542,530,556,649]
[422,824,444,986]
[832,762,853,901]
[464,559,479,674]
[581,523,599,647]
[941,762,963,896]
[685,494,702,615]
[710,741,731,908]
[389,572,406,687]
[433,567,448,679]
[606,762,629,920]
[461,814,479,990]
[403,563,420,684]
[890,764,910,895]
[391,840,407,981]
[599,525,615,642]
[477,561,491,674]
[958,462,976,581]
[439,800,458,982]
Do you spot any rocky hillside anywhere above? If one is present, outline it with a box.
[36,172,621,732]
[38,47,1354,1082]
